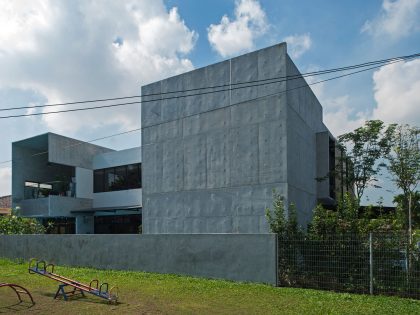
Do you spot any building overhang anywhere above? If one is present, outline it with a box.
[71,205,142,215]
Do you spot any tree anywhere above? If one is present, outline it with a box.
[338,120,395,203]
[387,125,420,237]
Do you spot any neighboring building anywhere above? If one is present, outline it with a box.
[0,195,11,216]
[12,133,141,234]
[141,42,338,234]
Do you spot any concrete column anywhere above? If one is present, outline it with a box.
[75,215,94,234]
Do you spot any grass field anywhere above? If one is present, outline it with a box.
[1,258,420,314]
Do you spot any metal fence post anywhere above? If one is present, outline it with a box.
[369,233,373,295]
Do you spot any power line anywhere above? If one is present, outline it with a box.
[0,53,417,165]
[140,56,414,131]
[0,128,142,166]
[0,53,416,120]
[0,52,419,113]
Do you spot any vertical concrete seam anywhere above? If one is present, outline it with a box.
[229,59,232,106]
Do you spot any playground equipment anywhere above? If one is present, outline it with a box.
[0,283,35,304]
[0,283,34,305]
[28,259,118,303]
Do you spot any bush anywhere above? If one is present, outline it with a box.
[265,190,303,239]
[0,209,46,234]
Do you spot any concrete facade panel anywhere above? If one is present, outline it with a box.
[230,125,259,186]
[183,134,207,190]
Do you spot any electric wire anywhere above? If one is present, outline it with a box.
[0,53,418,166]
[0,53,418,120]
[0,53,414,120]
[0,52,419,113]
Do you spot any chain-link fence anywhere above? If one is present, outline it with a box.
[278,233,420,298]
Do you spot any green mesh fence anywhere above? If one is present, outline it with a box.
[278,233,420,298]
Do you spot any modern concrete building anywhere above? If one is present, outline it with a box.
[12,133,141,234]
[12,42,338,235]
[141,42,337,234]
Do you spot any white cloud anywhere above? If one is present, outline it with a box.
[207,0,268,57]
[283,34,312,59]
[0,0,198,196]
[362,0,420,39]
[305,66,368,136]
[0,0,197,134]
[0,167,11,196]
[323,96,369,136]
[372,59,420,125]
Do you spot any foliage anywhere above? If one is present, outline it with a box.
[386,124,420,232]
[0,209,46,234]
[394,192,420,229]
[265,190,303,238]
[337,120,395,203]
[308,193,403,239]
[387,125,420,196]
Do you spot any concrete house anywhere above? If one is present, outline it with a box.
[12,133,141,234]
[141,42,337,234]
[12,42,338,235]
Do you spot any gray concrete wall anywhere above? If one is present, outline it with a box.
[75,215,94,234]
[285,55,328,226]
[48,133,113,169]
[19,196,92,217]
[0,234,277,285]
[12,144,73,207]
[93,189,141,208]
[141,44,288,234]
[93,147,141,170]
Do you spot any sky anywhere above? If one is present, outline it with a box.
[0,0,419,205]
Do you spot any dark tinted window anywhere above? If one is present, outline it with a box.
[94,163,141,193]
[94,169,104,193]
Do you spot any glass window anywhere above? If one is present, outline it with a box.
[113,166,127,191]
[94,169,104,193]
[105,168,116,192]
[94,163,141,193]
[127,164,141,189]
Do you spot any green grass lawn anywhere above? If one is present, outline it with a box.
[1,258,419,315]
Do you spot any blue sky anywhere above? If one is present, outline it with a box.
[0,0,419,205]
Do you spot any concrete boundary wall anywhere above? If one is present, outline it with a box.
[0,234,277,285]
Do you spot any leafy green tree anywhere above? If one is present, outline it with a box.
[386,125,420,235]
[0,209,46,234]
[338,120,395,203]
